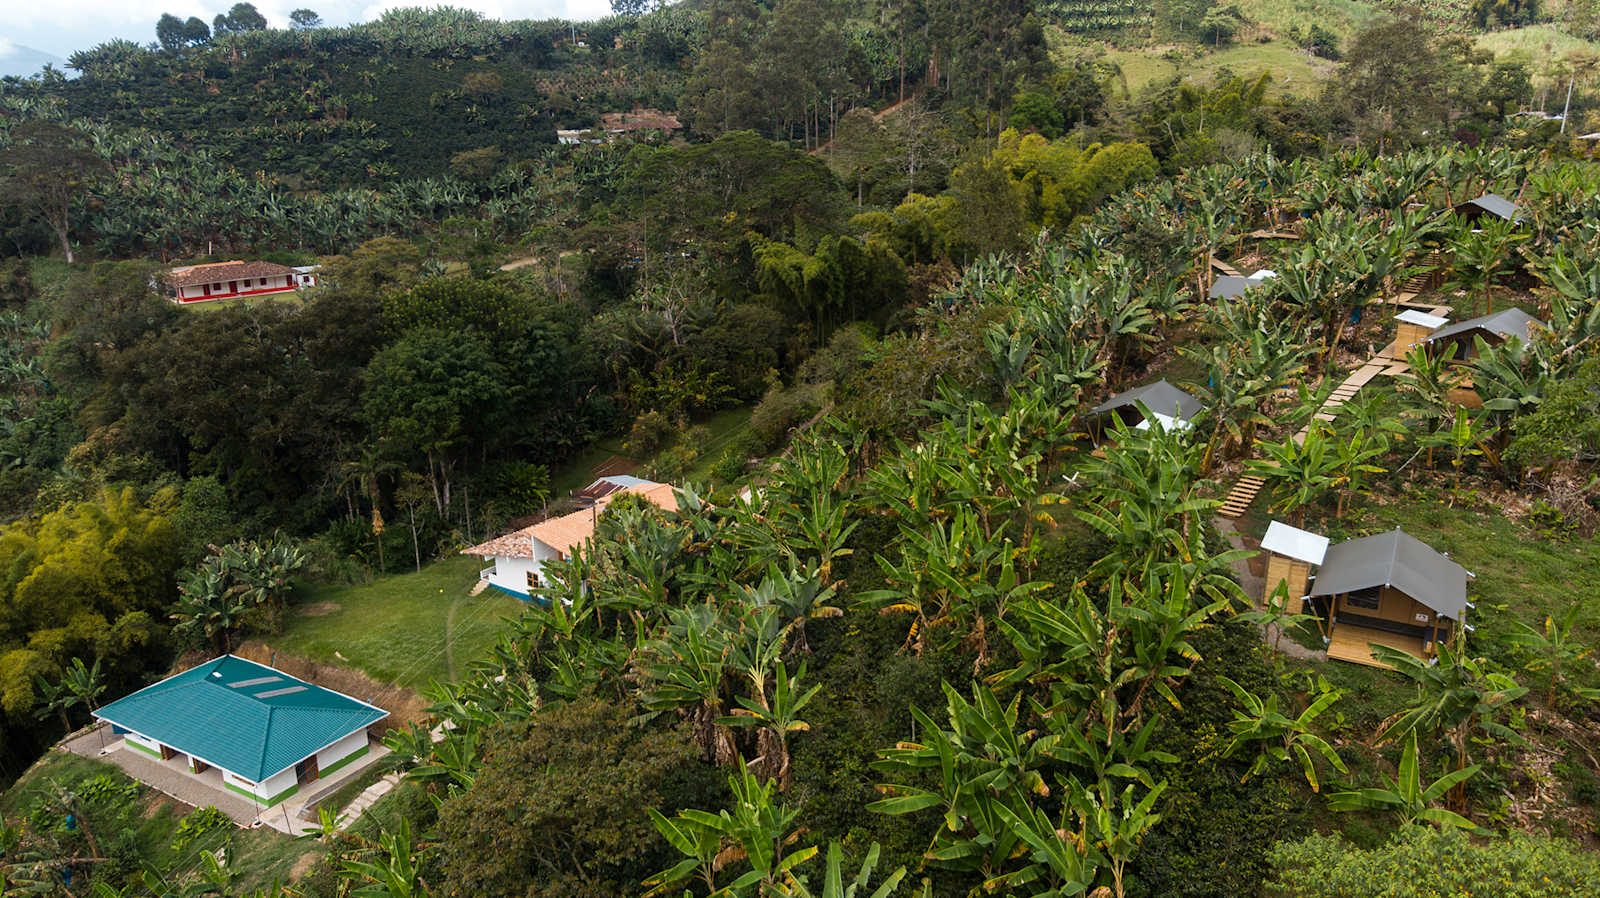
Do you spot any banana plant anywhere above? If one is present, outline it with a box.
[1418,407,1493,493]
[341,819,430,898]
[636,605,737,764]
[1067,777,1167,898]
[1249,425,1340,526]
[1447,217,1527,316]
[1503,603,1594,707]
[1326,732,1480,830]
[987,796,1098,897]
[736,563,841,655]
[1217,676,1347,791]
[647,761,818,897]
[769,842,911,898]
[720,661,820,791]
[1372,644,1526,783]
[868,683,1052,886]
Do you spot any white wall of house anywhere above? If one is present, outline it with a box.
[316,729,370,772]
[226,766,300,805]
[173,274,297,303]
[123,731,162,756]
[482,540,561,597]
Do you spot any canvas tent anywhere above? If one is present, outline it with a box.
[1307,528,1472,668]
[1208,269,1276,300]
[1394,309,1449,354]
[1088,379,1205,433]
[1452,192,1521,223]
[1422,308,1544,362]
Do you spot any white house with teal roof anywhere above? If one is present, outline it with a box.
[93,655,388,808]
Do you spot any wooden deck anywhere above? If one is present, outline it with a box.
[1326,625,1424,669]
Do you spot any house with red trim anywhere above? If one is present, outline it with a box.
[165,260,304,303]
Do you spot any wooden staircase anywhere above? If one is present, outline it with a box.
[1398,251,1446,295]
[1218,474,1267,519]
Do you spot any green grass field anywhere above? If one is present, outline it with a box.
[1091,40,1335,98]
[1234,0,1377,39]
[1,752,306,895]
[276,555,527,688]
[1475,24,1600,60]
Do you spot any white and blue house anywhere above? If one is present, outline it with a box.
[93,655,388,808]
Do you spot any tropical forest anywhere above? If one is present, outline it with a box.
[3,0,1600,896]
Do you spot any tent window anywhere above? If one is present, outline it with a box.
[1346,586,1381,610]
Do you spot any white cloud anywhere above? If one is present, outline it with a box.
[0,37,16,60]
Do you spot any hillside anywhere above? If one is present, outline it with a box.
[4,2,1600,897]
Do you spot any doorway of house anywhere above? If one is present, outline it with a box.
[295,756,320,785]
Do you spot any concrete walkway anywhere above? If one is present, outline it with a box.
[61,727,261,827]
[62,725,391,835]
[331,773,402,829]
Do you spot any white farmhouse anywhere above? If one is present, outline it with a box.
[463,476,678,599]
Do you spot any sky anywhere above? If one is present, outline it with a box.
[0,0,617,60]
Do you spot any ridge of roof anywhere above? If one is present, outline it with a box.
[1307,527,1468,618]
[1425,307,1543,345]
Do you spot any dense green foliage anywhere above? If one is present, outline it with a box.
[5,3,1600,896]
[1268,826,1600,896]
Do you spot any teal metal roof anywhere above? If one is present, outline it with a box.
[94,655,387,783]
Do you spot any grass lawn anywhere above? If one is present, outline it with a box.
[276,555,527,688]
[1093,40,1334,98]
[1476,25,1600,61]
[1,751,307,895]
[684,405,756,484]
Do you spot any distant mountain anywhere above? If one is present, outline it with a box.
[0,43,66,79]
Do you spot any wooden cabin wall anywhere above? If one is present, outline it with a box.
[1264,555,1310,609]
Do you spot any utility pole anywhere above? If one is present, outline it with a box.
[1561,75,1575,135]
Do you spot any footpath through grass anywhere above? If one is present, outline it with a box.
[277,555,526,689]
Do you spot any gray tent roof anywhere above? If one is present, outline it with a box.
[1425,307,1543,346]
[1090,379,1206,423]
[1455,193,1520,221]
[1308,528,1469,619]
[1209,275,1257,299]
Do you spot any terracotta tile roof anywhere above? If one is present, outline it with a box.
[167,260,297,288]
[461,481,679,559]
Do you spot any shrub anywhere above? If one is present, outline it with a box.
[171,806,232,854]
[749,382,827,451]
[79,773,140,806]
[624,409,675,458]
[1267,826,1600,897]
